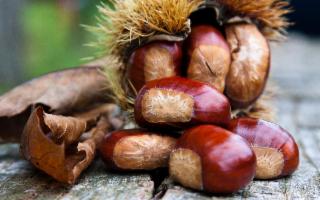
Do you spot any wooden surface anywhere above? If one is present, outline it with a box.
[0,33,320,200]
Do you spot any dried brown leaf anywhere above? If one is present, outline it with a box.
[72,104,125,142]
[43,112,87,146]
[20,107,111,184]
[0,66,111,143]
[67,117,110,183]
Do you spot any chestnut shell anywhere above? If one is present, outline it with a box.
[127,41,183,92]
[227,118,299,178]
[134,77,231,129]
[174,125,256,193]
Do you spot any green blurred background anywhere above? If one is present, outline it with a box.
[0,0,109,94]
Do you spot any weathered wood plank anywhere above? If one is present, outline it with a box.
[270,34,320,99]
[59,166,154,200]
[296,100,320,128]
[297,128,320,170]
[277,98,320,199]
[0,144,154,200]
[160,180,288,200]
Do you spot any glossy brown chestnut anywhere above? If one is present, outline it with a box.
[186,25,231,92]
[99,129,177,170]
[134,77,231,129]
[227,118,299,179]
[127,41,183,91]
[169,125,256,194]
[225,23,270,108]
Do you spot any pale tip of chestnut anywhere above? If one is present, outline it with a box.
[169,148,203,190]
[224,23,270,108]
[114,136,154,169]
[253,147,284,179]
[188,45,230,93]
[141,88,194,123]
[113,134,176,170]
[127,41,182,91]
[186,24,231,93]
[99,130,177,170]
[143,45,177,82]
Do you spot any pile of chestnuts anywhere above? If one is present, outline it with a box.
[98,23,299,194]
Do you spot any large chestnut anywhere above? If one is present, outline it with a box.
[225,23,270,108]
[127,41,183,91]
[186,25,231,92]
[99,129,177,170]
[169,125,256,194]
[227,118,299,179]
[134,77,231,129]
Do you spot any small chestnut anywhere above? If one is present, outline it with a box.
[134,77,231,129]
[127,41,183,91]
[99,129,177,170]
[227,118,299,179]
[225,23,270,108]
[186,25,231,92]
[169,125,256,194]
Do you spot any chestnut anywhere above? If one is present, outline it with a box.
[127,41,183,91]
[227,118,299,179]
[99,129,177,170]
[186,25,231,92]
[225,23,270,108]
[169,125,256,194]
[134,77,231,129]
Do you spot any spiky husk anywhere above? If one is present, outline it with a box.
[88,0,290,118]
[211,0,291,40]
[92,0,203,60]
[90,0,291,58]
